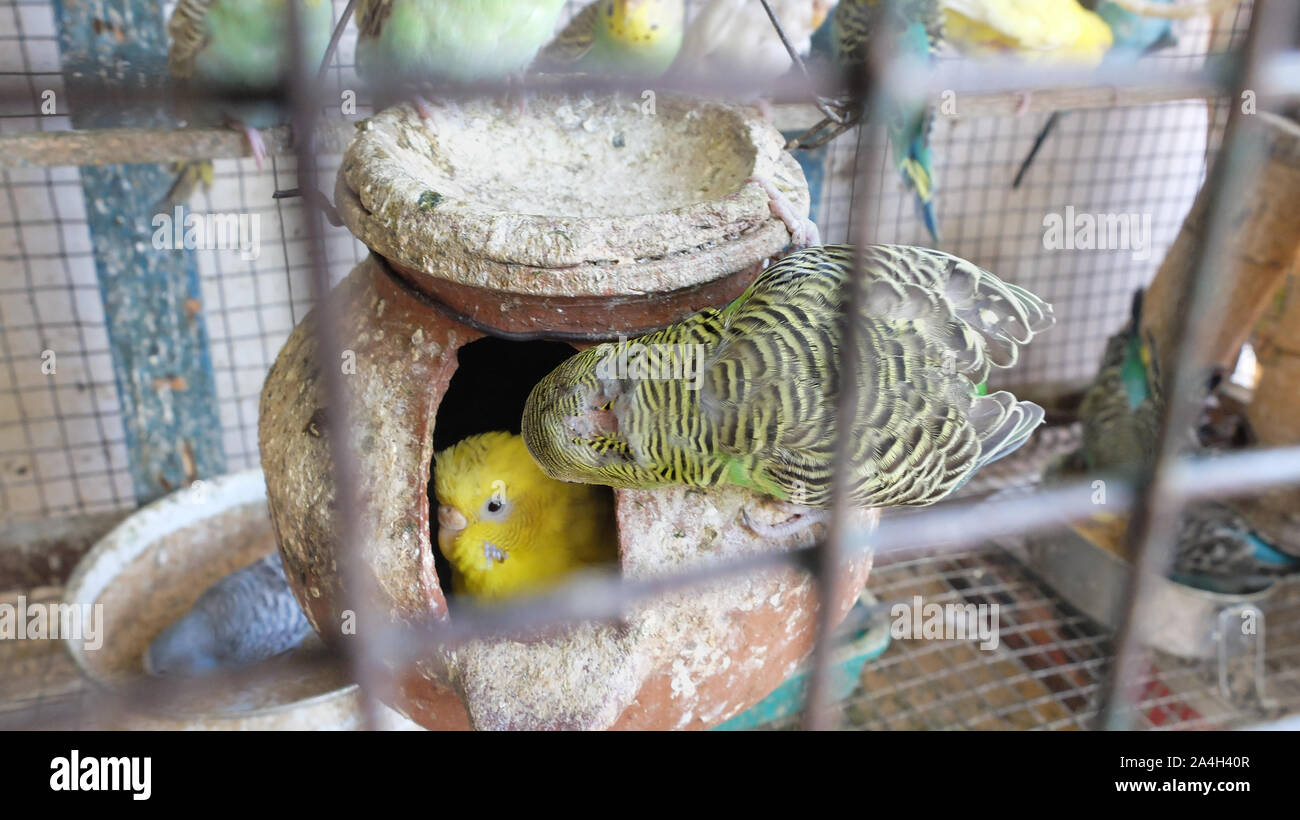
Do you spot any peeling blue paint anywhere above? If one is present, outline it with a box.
[54,0,225,503]
[783,131,827,230]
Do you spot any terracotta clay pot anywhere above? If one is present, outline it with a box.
[258,257,875,730]
[259,95,873,729]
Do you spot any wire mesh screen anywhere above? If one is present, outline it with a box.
[1,0,1298,734]
[0,0,1260,524]
[0,164,132,520]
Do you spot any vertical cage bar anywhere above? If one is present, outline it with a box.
[285,0,383,729]
[802,0,891,731]
[1099,0,1299,729]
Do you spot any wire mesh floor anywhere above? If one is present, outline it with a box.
[7,547,1300,731]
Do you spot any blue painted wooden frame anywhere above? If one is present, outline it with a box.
[52,0,225,503]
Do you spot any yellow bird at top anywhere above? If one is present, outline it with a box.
[434,431,617,601]
[942,0,1113,64]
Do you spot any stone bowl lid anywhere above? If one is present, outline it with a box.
[335,93,808,299]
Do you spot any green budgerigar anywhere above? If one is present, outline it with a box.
[523,244,1053,520]
[1061,292,1300,592]
[1075,290,1162,475]
[535,0,686,80]
[166,0,334,202]
[355,0,568,112]
[833,0,945,242]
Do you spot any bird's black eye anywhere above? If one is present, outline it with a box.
[487,499,502,513]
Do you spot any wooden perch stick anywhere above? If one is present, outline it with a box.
[0,84,1222,169]
[1234,266,1300,555]
[0,120,355,170]
[1251,268,1300,446]
[1140,111,1300,381]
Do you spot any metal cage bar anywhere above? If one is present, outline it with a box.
[1,0,1299,731]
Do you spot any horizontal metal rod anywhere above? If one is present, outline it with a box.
[10,443,1300,728]
[364,444,1300,668]
[6,45,1282,101]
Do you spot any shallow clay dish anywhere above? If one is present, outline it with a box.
[335,93,809,336]
[62,470,420,730]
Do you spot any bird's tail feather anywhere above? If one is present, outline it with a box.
[898,139,940,243]
[970,392,1046,471]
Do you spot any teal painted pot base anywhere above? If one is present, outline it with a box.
[714,591,892,730]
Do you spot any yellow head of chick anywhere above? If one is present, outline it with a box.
[600,0,685,46]
[434,431,618,601]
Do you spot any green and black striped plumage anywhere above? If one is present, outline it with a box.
[523,244,1054,509]
[833,0,944,71]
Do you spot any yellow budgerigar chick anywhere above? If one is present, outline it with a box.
[942,0,1113,64]
[434,431,617,601]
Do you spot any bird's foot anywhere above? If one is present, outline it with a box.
[506,73,532,119]
[742,502,829,539]
[236,122,267,172]
[785,97,859,150]
[819,96,856,125]
[746,175,820,249]
[413,94,435,121]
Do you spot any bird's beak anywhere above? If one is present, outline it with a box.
[437,505,467,532]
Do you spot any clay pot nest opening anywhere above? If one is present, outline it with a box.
[426,335,607,595]
[335,93,809,337]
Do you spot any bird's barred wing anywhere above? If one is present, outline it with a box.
[861,244,1054,382]
[852,244,1053,479]
[535,1,600,69]
[167,0,220,79]
[355,0,393,40]
[697,244,1051,506]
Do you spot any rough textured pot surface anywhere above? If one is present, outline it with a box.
[61,470,419,730]
[336,94,808,297]
[259,257,874,730]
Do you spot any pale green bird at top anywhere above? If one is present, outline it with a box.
[165,0,334,203]
[354,0,569,98]
[523,244,1054,535]
[535,0,686,79]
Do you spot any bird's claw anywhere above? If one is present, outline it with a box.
[741,504,828,539]
[241,123,267,172]
[786,97,860,151]
[747,175,821,249]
